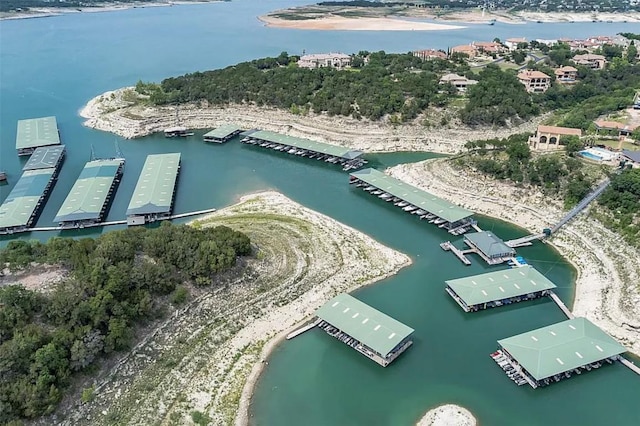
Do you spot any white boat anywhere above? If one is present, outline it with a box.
[395,201,408,207]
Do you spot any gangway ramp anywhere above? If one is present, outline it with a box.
[505,233,546,248]
[551,178,611,234]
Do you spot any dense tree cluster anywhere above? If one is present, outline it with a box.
[0,223,250,422]
[598,169,640,245]
[463,134,593,207]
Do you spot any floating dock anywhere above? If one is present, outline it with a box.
[445,265,557,312]
[16,116,61,156]
[241,130,366,171]
[315,293,414,367]
[126,153,181,225]
[460,231,517,265]
[22,145,66,171]
[0,168,60,235]
[203,124,243,143]
[350,168,475,234]
[493,317,627,388]
[54,158,125,228]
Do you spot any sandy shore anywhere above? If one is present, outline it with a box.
[259,15,465,31]
[389,159,640,356]
[416,404,476,426]
[79,87,542,154]
[56,191,410,425]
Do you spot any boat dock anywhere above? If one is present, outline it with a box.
[126,153,181,225]
[54,158,125,228]
[548,291,575,319]
[440,241,471,265]
[203,124,243,143]
[241,130,366,171]
[350,168,476,235]
[619,357,640,375]
[286,319,322,340]
[315,293,414,367]
[15,116,61,156]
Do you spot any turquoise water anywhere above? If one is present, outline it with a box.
[1,2,639,424]
[580,150,604,161]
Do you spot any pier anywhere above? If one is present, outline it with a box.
[127,153,181,225]
[286,319,322,340]
[460,231,516,265]
[440,241,471,265]
[350,168,475,235]
[548,291,574,319]
[619,357,640,375]
[315,293,414,367]
[241,130,366,171]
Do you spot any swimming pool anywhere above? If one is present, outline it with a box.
[579,150,603,161]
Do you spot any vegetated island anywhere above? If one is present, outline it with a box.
[261,0,640,30]
[0,192,410,425]
[0,0,222,20]
[80,41,640,362]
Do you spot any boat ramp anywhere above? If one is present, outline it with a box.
[126,153,181,225]
[203,124,243,143]
[241,130,366,171]
[350,168,475,235]
[15,116,62,156]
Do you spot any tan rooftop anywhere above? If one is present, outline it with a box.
[537,125,582,136]
[518,70,551,80]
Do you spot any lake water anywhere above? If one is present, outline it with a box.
[1,1,639,424]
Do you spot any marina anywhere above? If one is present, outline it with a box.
[22,145,66,171]
[493,318,627,388]
[241,130,366,171]
[444,265,557,312]
[0,167,61,235]
[15,116,61,156]
[54,158,125,228]
[315,293,414,367]
[126,153,181,225]
[349,168,475,235]
[203,124,243,143]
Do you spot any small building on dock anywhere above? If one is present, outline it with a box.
[445,265,557,312]
[16,116,61,156]
[203,124,243,143]
[315,293,414,367]
[241,130,366,171]
[126,153,181,225]
[493,318,626,388]
[0,168,60,235]
[463,231,516,265]
[349,168,475,234]
[22,145,66,171]
[54,158,125,228]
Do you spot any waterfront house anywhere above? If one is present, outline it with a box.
[439,73,478,93]
[529,125,582,151]
[412,49,447,60]
[504,37,527,51]
[297,53,351,69]
[473,41,505,55]
[554,66,578,84]
[517,70,551,93]
[572,53,607,70]
[450,44,477,58]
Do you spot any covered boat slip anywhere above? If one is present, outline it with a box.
[203,124,243,143]
[445,265,557,312]
[349,168,474,234]
[16,116,61,155]
[494,318,626,388]
[241,130,366,171]
[0,168,58,234]
[463,231,516,265]
[54,158,125,227]
[22,145,66,171]
[315,293,414,367]
[126,153,181,225]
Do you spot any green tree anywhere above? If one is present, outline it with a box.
[627,42,638,64]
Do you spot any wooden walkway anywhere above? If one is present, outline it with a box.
[619,357,640,375]
[440,241,471,265]
[286,318,321,340]
[548,291,574,319]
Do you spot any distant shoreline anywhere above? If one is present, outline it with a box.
[0,1,220,21]
[259,14,466,31]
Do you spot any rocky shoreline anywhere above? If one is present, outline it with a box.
[79,87,543,154]
[416,404,476,426]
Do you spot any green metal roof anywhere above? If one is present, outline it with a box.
[54,159,124,223]
[316,293,414,356]
[0,169,56,230]
[445,265,557,306]
[498,317,626,380]
[23,145,66,171]
[126,153,181,216]
[350,168,473,223]
[464,231,515,257]
[249,130,363,159]
[16,116,61,150]
[203,124,242,139]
